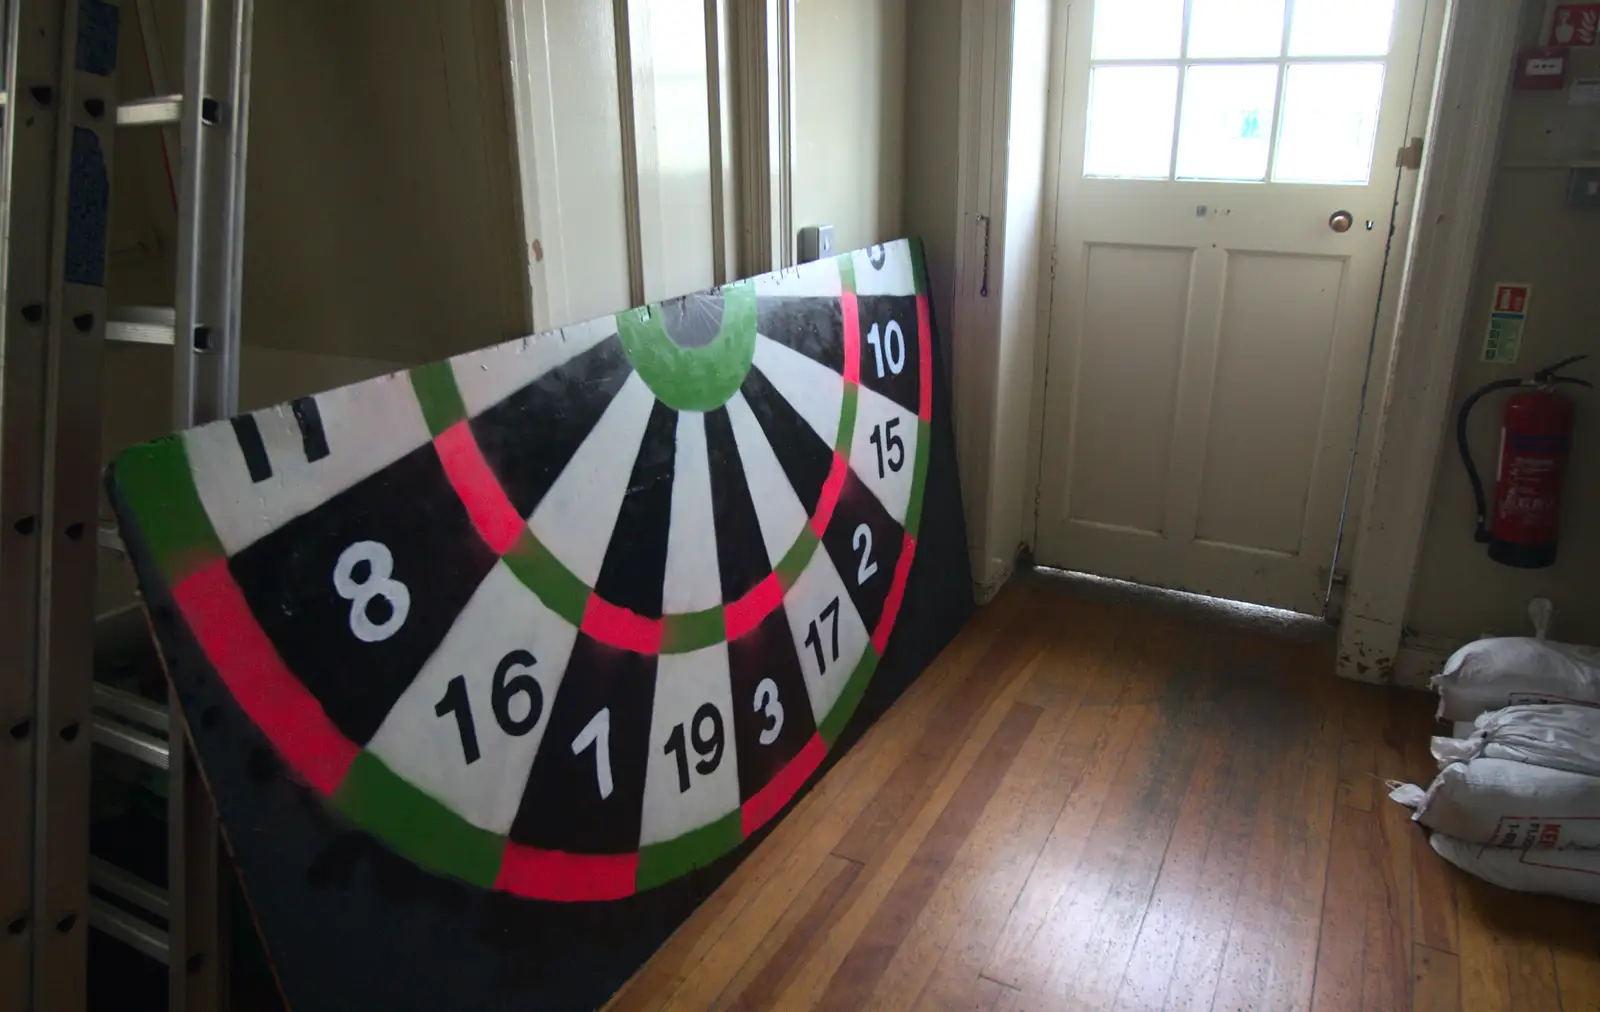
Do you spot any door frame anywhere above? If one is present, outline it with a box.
[1021,1,1515,647]
[1334,0,1526,683]
[502,0,789,332]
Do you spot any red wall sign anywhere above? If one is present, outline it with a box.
[1552,3,1600,47]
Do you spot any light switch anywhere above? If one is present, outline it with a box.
[798,225,834,263]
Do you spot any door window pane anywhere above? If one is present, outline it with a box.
[1092,0,1185,59]
[1084,66,1180,178]
[1288,0,1396,56]
[1273,63,1384,183]
[1174,64,1279,181]
[1187,0,1287,59]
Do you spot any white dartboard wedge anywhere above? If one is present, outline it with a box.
[851,241,916,297]
[365,563,578,835]
[725,391,811,569]
[750,336,845,449]
[529,372,658,587]
[185,373,433,555]
[848,384,920,525]
[661,411,723,616]
[781,545,870,725]
[449,315,619,418]
[639,644,741,847]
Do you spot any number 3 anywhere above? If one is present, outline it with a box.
[333,541,410,643]
[753,678,784,746]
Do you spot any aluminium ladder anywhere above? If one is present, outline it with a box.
[1,0,254,1008]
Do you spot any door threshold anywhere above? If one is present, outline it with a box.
[1025,566,1331,641]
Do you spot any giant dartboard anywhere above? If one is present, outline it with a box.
[111,240,944,907]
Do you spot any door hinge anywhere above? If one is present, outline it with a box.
[1396,136,1424,170]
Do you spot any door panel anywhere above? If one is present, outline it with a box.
[1068,244,1193,535]
[1195,251,1344,555]
[1035,0,1428,613]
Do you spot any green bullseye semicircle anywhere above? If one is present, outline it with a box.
[616,281,759,412]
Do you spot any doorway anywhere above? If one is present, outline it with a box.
[1032,0,1433,615]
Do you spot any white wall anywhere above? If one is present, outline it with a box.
[1406,41,1600,646]
[793,0,907,254]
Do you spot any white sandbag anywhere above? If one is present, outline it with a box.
[1431,834,1600,904]
[1432,638,1600,721]
[1404,758,1600,848]
[1432,704,1600,777]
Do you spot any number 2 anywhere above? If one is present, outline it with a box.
[869,418,906,479]
[852,524,878,585]
[753,679,784,746]
[572,709,613,799]
[865,321,906,379]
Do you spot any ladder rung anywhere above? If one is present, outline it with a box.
[106,306,176,345]
[115,95,182,127]
[92,683,170,734]
[91,716,170,770]
[97,524,125,553]
[89,858,170,918]
[88,899,169,963]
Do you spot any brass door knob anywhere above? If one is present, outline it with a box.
[1329,210,1354,233]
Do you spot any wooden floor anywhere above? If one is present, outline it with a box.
[606,578,1600,1012]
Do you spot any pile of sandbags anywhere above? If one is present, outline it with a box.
[1390,637,1600,903]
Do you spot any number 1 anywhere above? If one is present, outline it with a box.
[572,709,613,800]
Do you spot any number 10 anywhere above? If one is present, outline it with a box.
[866,321,906,379]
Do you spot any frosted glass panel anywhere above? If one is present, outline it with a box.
[1288,0,1396,56]
[1187,0,1288,58]
[1273,63,1384,183]
[1175,65,1279,181]
[1084,66,1180,179]
[1092,0,1185,59]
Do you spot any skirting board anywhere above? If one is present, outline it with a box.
[1394,634,1463,691]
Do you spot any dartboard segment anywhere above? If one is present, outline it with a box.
[726,608,822,833]
[660,412,726,655]
[820,466,907,635]
[779,543,871,728]
[227,443,500,746]
[449,316,620,419]
[468,333,634,519]
[508,637,657,859]
[847,383,922,527]
[589,397,678,646]
[362,562,578,837]
[185,375,433,554]
[637,644,741,888]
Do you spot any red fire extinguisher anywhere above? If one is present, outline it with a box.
[1457,354,1591,568]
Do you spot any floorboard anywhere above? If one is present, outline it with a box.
[606,577,1600,1012]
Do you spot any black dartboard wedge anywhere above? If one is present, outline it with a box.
[108,238,974,1012]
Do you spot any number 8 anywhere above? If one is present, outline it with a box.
[333,541,411,643]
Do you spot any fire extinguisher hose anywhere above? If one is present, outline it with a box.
[1457,378,1527,544]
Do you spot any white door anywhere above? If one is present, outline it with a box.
[506,0,733,331]
[1034,0,1428,614]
